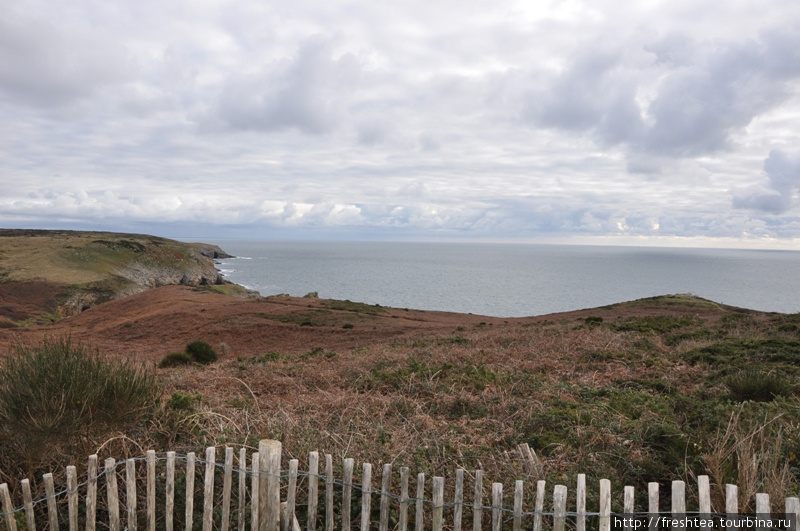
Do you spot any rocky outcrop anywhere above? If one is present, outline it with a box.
[188,243,235,259]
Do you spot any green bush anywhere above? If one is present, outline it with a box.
[159,351,193,368]
[186,340,218,364]
[0,337,159,468]
[725,370,793,402]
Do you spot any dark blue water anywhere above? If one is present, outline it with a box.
[205,240,800,317]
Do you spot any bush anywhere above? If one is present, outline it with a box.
[159,351,194,368]
[725,370,793,402]
[186,340,218,364]
[0,337,159,470]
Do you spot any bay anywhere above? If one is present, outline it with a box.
[205,240,800,317]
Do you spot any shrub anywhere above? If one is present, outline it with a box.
[0,337,159,470]
[159,351,193,368]
[186,340,218,364]
[725,370,793,402]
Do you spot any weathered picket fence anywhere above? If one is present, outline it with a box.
[2,440,799,531]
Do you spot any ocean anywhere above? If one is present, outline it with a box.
[205,240,800,318]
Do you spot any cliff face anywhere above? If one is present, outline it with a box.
[0,229,242,320]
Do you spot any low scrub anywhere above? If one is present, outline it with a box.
[186,340,218,364]
[0,337,159,474]
[725,370,793,402]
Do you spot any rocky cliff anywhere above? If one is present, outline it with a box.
[0,229,248,321]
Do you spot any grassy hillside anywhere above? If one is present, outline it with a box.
[1,293,798,513]
[0,229,244,323]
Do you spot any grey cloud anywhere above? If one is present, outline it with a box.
[209,36,360,135]
[0,12,133,107]
[520,28,800,161]
[733,150,800,214]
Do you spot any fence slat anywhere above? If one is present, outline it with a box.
[251,452,260,531]
[67,465,78,531]
[147,450,156,531]
[491,483,502,531]
[473,471,483,531]
[21,479,35,531]
[127,458,138,531]
[342,459,354,531]
[785,497,799,524]
[513,480,523,531]
[454,469,464,531]
[222,447,234,531]
[399,467,409,531]
[360,463,372,531]
[672,481,685,514]
[86,455,98,531]
[106,458,120,531]
[166,451,176,531]
[325,454,334,531]
[308,452,319,531]
[624,486,634,531]
[1,483,17,531]
[380,464,392,531]
[726,484,738,516]
[285,460,298,531]
[259,440,282,531]
[186,452,196,531]
[432,477,444,531]
[239,448,247,531]
[599,479,611,531]
[203,446,216,531]
[756,494,770,516]
[577,474,586,531]
[698,476,711,516]
[533,480,545,531]
[648,483,659,531]
[43,473,58,531]
[415,473,425,531]
[554,485,567,531]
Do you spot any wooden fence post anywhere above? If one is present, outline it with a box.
[67,465,78,531]
[554,485,568,531]
[325,455,334,531]
[21,479,35,531]
[127,458,138,531]
[147,450,156,531]
[87,454,98,531]
[380,464,392,531]
[342,459,354,531]
[473,471,483,531]
[1,483,17,531]
[513,480,523,531]
[166,451,176,531]
[258,440,282,531]
[415,473,425,531]
[186,452,196,531]
[308,452,319,531]
[360,463,372,531]
[491,483,502,531]
[599,479,611,531]
[285,460,298,531]
[533,480,545,531]
[454,469,464,531]
[399,467,409,531]
[43,473,58,531]
[105,458,120,531]
[222,447,234,531]
[648,483,659,531]
[432,477,444,531]
[624,486,634,531]
[577,474,586,531]
[203,446,216,531]
[239,448,247,531]
[251,452,260,531]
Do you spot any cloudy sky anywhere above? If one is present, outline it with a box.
[2,0,800,246]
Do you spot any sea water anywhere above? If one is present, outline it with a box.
[205,240,800,317]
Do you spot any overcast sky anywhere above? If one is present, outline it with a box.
[2,0,800,247]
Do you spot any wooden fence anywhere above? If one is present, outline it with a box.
[1,440,799,531]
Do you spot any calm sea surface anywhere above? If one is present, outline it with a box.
[204,240,800,317]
